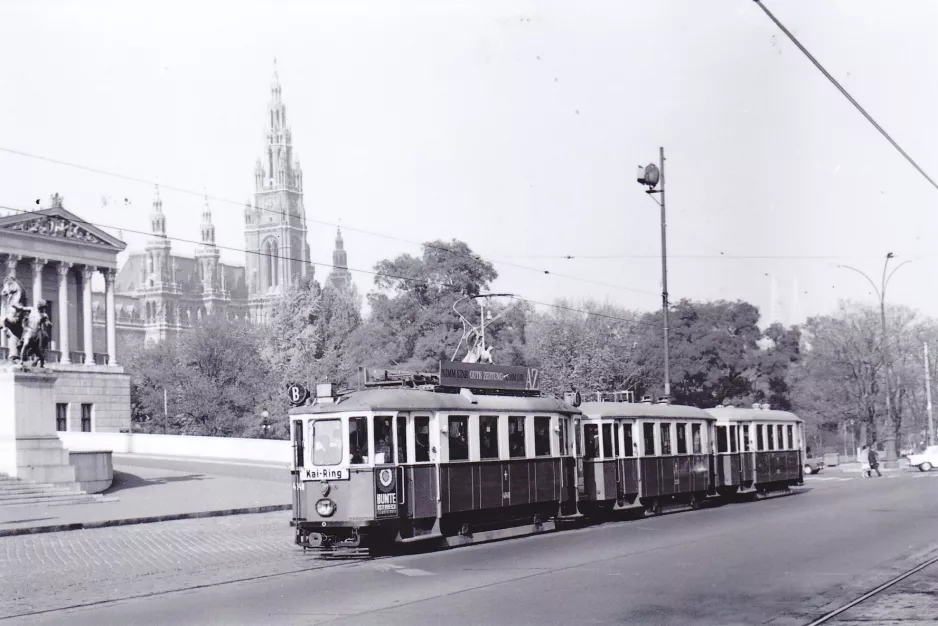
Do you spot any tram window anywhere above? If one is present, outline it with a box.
[311,419,342,466]
[622,423,634,457]
[613,423,621,457]
[643,423,656,456]
[742,425,751,452]
[787,425,794,450]
[716,426,728,454]
[415,416,430,462]
[777,425,785,449]
[480,415,499,460]
[448,416,469,461]
[584,424,600,459]
[534,417,551,457]
[348,417,369,464]
[396,416,408,464]
[293,420,304,468]
[559,418,569,455]
[676,423,688,454]
[574,420,582,457]
[601,424,614,459]
[374,416,394,464]
[767,425,775,451]
[509,416,526,458]
[730,425,738,453]
[691,424,702,454]
[756,425,764,451]
[660,424,672,455]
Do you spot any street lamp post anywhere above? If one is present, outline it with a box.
[838,252,911,467]
[637,147,670,402]
[261,409,270,439]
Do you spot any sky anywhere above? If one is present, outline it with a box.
[1,0,936,327]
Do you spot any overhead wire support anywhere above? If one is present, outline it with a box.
[752,0,938,193]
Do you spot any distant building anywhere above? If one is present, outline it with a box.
[107,61,352,343]
[325,228,352,291]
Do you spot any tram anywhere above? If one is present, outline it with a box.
[706,405,805,497]
[577,399,716,516]
[288,365,580,554]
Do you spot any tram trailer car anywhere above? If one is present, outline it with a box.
[289,377,582,553]
[706,406,805,497]
[576,402,716,516]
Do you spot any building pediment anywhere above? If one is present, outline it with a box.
[0,207,126,250]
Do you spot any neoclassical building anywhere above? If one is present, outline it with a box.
[0,198,131,433]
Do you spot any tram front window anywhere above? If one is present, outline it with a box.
[374,416,394,464]
[311,419,343,466]
[349,416,369,464]
[509,416,526,458]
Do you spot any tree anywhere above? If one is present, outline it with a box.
[526,299,644,397]
[636,299,762,407]
[366,240,498,370]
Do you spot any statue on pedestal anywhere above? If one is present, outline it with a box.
[1,278,53,368]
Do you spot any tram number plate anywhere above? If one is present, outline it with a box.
[301,467,349,481]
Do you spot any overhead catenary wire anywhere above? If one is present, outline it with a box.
[753,0,938,193]
[0,202,663,331]
[0,145,658,299]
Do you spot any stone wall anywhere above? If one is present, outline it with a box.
[59,431,290,464]
[51,366,131,433]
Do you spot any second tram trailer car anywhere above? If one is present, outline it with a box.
[289,362,582,554]
[577,400,716,516]
[706,405,805,498]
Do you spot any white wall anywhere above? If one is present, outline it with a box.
[58,431,291,464]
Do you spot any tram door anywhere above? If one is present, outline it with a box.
[291,418,305,522]
[399,413,438,520]
[739,422,754,484]
[373,415,402,520]
[574,418,585,497]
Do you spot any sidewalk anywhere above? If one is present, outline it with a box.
[0,456,293,537]
[816,458,912,474]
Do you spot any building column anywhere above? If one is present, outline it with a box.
[4,254,21,353]
[104,269,117,366]
[57,262,72,363]
[31,258,47,305]
[82,265,95,365]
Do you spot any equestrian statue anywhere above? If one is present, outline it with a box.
[1,277,53,368]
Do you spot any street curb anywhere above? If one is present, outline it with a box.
[0,503,292,538]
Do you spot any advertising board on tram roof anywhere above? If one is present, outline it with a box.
[438,361,539,392]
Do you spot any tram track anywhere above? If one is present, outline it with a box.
[804,552,938,625]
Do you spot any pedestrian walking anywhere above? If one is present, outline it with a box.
[868,445,882,477]
[860,445,871,478]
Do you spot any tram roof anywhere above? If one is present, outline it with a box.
[705,407,803,424]
[289,388,581,416]
[578,402,713,421]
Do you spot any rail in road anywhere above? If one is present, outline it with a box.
[1,470,936,625]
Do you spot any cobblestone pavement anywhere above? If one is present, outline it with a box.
[828,559,938,626]
[0,511,332,620]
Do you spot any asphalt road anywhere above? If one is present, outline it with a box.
[8,472,938,626]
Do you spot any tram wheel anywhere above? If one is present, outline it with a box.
[689,493,701,510]
[651,499,662,516]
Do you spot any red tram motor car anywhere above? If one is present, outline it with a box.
[289,362,581,554]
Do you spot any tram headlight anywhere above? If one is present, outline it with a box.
[315,499,336,517]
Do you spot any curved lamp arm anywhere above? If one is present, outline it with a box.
[837,264,882,301]
[883,260,912,298]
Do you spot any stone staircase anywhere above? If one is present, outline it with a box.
[0,473,104,507]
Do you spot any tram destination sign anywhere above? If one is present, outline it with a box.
[438,361,539,392]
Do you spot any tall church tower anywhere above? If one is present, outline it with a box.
[244,60,312,321]
[142,185,180,343]
[326,228,352,291]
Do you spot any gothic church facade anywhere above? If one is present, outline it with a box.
[106,64,351,345]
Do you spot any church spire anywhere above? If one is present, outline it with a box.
[150,185,166,237]
[200,192,215,245]
[326,227,352,290]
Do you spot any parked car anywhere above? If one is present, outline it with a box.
[906,446,938,472]
[804,453,824,475]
